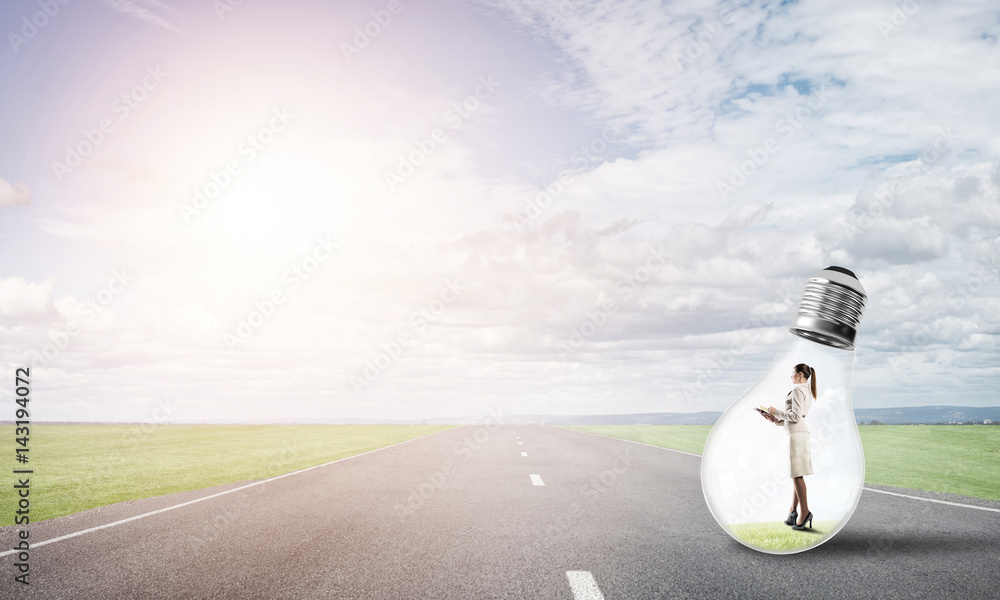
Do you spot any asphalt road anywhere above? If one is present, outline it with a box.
[2,425,999,599]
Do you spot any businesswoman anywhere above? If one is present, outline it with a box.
[762,363,817,530]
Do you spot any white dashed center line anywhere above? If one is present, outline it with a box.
[530,474,544,486]
[517,441,523,445]
[521,452,528,456]
[566,571,605,600]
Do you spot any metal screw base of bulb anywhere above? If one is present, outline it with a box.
[788,267,867,350]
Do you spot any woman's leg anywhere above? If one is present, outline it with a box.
[793,476,809,522]
[789,486,798,514]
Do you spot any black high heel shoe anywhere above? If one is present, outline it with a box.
[791,511,813,530]
[784,510,798,526]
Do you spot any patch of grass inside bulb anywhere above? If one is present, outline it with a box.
[726,520,840,552]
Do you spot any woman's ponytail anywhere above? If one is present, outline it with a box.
[795,363,817,399]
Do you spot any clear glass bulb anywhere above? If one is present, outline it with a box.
[701,266,867,554]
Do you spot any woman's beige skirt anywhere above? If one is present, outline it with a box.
[789,432,814,477]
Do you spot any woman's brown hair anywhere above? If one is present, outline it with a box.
[795,363,817,399]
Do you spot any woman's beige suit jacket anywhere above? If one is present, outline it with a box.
[772,382,813,433]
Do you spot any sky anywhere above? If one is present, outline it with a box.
[0,0,998,423]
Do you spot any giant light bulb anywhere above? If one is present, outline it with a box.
[701,266,868,554]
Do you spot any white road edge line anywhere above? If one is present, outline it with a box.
[0,427,458,558]
[560,427,1000,514]
[566,570,605,600]
[861,486,1000,513]
[530,474,545,486]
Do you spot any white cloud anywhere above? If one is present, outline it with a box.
[0,277,56,321]
[0,178,30,208]
[100,0,184,33]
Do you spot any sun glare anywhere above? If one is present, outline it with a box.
[221,186,285,239]
[202,149,342,262]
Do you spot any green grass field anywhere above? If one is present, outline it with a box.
[566,424,1000,502]
[859,425,1000,501]
[0,424,454,527]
